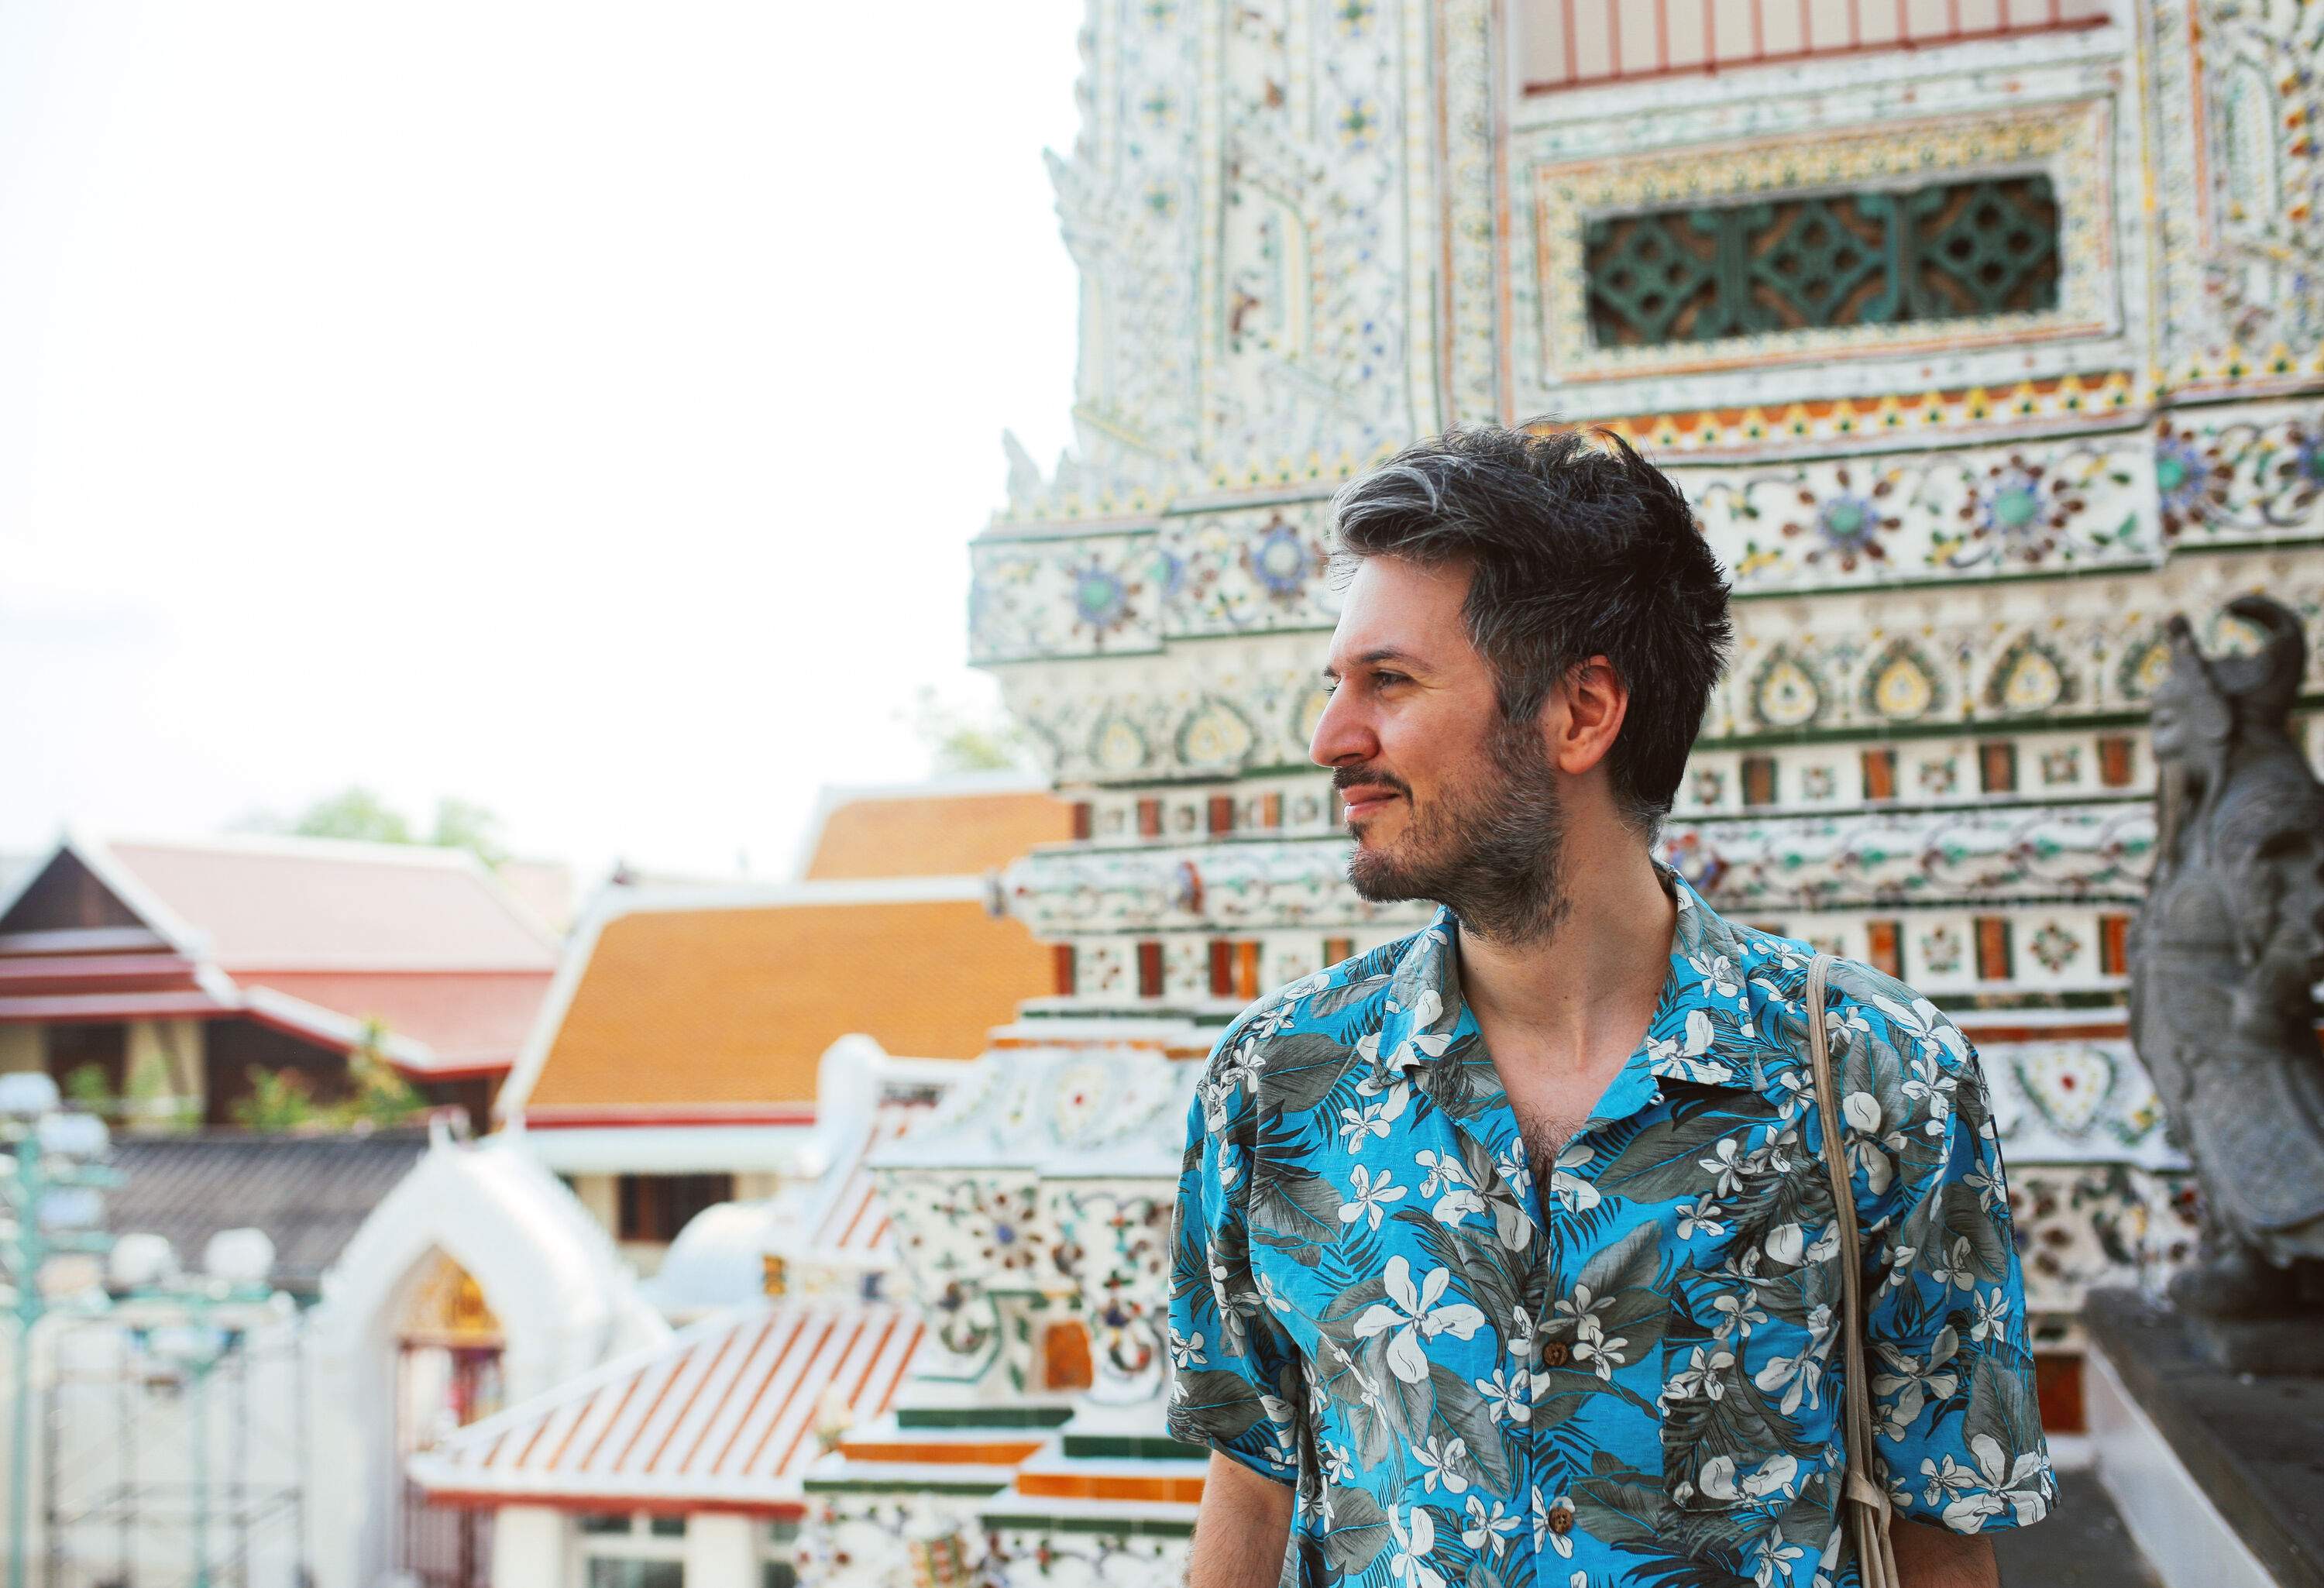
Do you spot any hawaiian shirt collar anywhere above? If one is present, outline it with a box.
[1369,863,1786,1095]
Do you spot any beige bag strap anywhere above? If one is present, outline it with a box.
[1805,953,1901,1588]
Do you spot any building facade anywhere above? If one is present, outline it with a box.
[806,1,2323,1585]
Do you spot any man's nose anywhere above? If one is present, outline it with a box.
[1308,685,1376,768]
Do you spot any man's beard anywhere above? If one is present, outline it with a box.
[1339,719,1571,946]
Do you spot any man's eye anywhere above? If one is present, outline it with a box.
[1373,672,1408,687]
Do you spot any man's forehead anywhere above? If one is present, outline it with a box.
[1326,555,1473,663]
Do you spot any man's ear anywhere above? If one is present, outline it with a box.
[1549,655,1630,775]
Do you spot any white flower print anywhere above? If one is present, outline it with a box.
[1167,1326,1203,1370]
[1482,1147,1530,1207]
[1338,1164,1408,1230]
[1462,1497,1518,1559]
[1573,1319,1629,1380]
[1900,1052,1956,1129]
[1878,1244,1920,1296]
[1473,1365,1532,1425]
[1414,1434,1470,1494]
[1255,1272,1292,1315]
[1871,992,1971,1067]
[1752,1535,1806,1588]
[1339,1082,1411,1153]
[1353,1256,1487,1383]
[1750,1303,1836,1415]
[1415,1148,1459,1198]
[1938,1437,2053,1532]
[1968,1287,2012,1343]
[1508,1304,1538,1360]
[1964,1163,2006,1215]
[1698,1136,1748,1197]
[1646,1007,1717,1066]
[1198,1076,1236,1136]
[1690,952,1741,1001]
[1918,1453,1982,1507]
[1709,1287,1769,1342]
[1319,1442,1357,1486]
[1661,1342,1737,1406]
[1872,1335,1964,1438]
[1278,970,1331,1005]
[1697,1452,1800,1504]
[1414,1148,1485,1225]
[1208,1262,1261,1353]
[1676,1197,1728,1239]
[1549,1139,1603,1211]
[1927,1235,1980,1292]
[1387,1505,1444,1588]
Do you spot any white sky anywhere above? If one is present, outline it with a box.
[0,2,1084,885]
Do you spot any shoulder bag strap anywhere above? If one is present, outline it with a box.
[1805,952,1902,1588]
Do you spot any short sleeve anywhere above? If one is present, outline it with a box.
[1848,1000,2055,1535]
[1165,1037,1303,1485]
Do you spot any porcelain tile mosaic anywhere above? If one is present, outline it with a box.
[806,0,2324,1577]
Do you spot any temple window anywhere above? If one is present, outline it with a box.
[1584,176,2061,349]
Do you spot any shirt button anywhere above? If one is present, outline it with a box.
[1549,1505,1575,1536]
[1541,1342,1569,1368]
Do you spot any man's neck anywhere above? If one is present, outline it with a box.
[1454,823,1676,1080]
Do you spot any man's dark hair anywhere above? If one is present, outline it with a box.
[1329,422,1733,836]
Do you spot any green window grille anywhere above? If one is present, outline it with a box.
[1584,174,2061,349]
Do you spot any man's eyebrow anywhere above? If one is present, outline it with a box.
[1322,648,1422,681]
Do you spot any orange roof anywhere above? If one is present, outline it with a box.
[521,897,1053,1113]
[801,787,1071,882]
[409,1299,923,1514]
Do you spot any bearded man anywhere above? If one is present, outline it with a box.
[1166,427,2050,1588]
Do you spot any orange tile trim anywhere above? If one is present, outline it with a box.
[1014,1471,1208,1504]
[837,1437,1048,1466]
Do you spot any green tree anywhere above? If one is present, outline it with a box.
[909,686,1034,775]
[232,1067,316,1132]
[239,785,514,867]
[62,1062,115,1117]
[335,1021,427,1129]
[428,798,508,867]
[289,786,414,844]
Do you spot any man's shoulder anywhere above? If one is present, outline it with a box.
[1704,913,1981,1083]
[1817,954,1980,1073]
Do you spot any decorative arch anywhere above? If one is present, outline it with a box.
[304,1133,666,1588]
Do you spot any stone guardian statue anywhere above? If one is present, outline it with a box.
[2128,594,2324,1316]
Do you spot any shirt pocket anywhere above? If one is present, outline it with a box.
[1657,1217,1849,1558]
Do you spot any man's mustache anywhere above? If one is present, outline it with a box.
[1332,765,1413,799]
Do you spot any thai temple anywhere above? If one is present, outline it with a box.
[796,0,2324,1585]
[24,4,2318,1588]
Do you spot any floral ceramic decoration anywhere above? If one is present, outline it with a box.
[2026,923,2082,976]
[1862,642,1943,723]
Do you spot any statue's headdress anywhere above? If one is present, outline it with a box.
[2205,594,2308,733]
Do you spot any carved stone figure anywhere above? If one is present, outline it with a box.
[2129,595,2324,1317]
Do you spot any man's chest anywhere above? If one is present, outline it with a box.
[1246,1069,1848,1534]
[1491,1046,1634,1165]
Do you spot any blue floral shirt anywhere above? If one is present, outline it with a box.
[1167,870,2051,1588]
